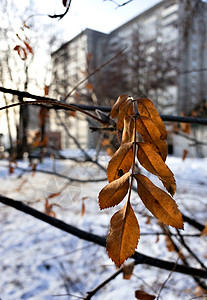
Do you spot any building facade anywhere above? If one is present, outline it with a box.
[51,0,207,156]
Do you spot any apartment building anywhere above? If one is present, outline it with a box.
[51,0,207,156]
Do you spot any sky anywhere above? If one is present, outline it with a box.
[31,0,161,41]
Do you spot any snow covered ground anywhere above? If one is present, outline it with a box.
[0,154,207,300]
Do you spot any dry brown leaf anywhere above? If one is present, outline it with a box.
[137,98,167,140]
[99,172,130,209]
[117,100,134,132]
[136,116,167,161]
[24,41,34,54]
[155,235,160,243]
[86,83,93,91]
[165,236,175,252]
[135,290,155,300]
[180,113,191,134]
[182,149,188,161]
[201,221,207,236]
[111,95,129,118]
[39,107,49,127]
[123,261,135,280]
[122,116,135,144]
[107,142,134,183]
[194,286,207,297]
[48,192,61,199]
[87,53,93,61]
[9,165,14,175]
[135,174,183,229]
[44,85,49,96]
[106,147,116,157]
[107,202,140,267]
[181,123,191,134]
[14,45,27,60]
[137,143,176,196]
[9,161,17,175]
[135,290,156,300]
[145,216,151,225]
[16,178,28,192]
[44,199,56,217]
[102,138,111,146]
[67,110,76,117]
[81,198,85,217]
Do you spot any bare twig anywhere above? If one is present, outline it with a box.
[0,99,105,125]
[0,163,106,183]
[49,0,72,20]
[53,293,83,298]
[157,254,181,300]
[55,111,107,173]
[84,268,123,299]
[103,0,133,8]
[64,47,127,100]
[160,225,207,290]
[173,131,207,146]
[176,229,207,270]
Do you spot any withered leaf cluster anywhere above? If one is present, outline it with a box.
[98,95,183,267]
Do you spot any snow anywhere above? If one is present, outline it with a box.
[0,155,206,300]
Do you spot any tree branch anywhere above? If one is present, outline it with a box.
[1,86,207,125]
[0,194,207,279]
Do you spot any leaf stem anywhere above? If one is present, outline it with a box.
[127,112,137,205]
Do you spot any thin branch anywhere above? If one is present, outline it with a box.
[44,244,94,262]
[64,47,127,100]
[84,268,123,299]
[53,293,83,298]
[0,98,105,125]
[160,225,207,290]
[89,126,116,132]
[104,0,133,8]
[176,229,207,270]
[178,67,207,74]
[0,195,207,279]
[173,130,207,146]
[157,254,181,300]
[56,111,93,161]
[49,0,72,20]
[0,164,106,183]
[55,111,107,173]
